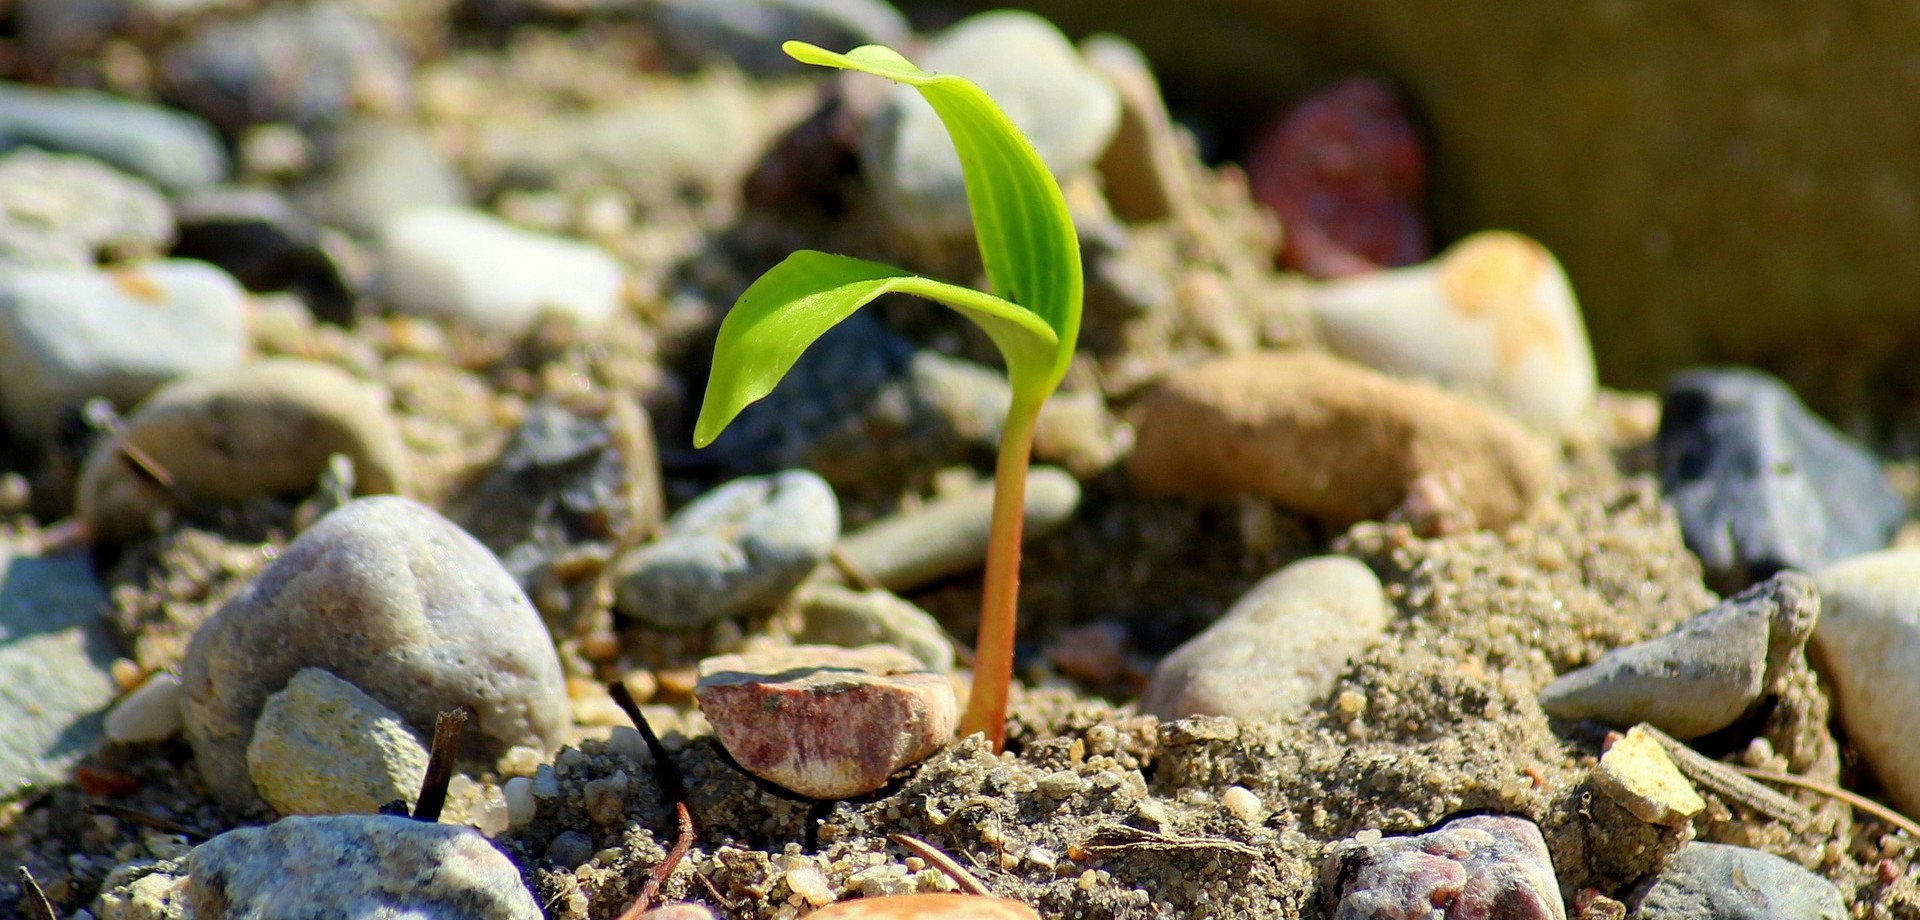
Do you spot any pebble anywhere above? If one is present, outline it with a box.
[179,495,569,809]
[76,358,411,541]
[0,81,228,191]
[184,814,541,919]
[1083,35,1190,224]
[503,776,535,828]
[1322,814,1566,920]
[304,121,468,238]
[245,668,431,816]
[0,549,116,795]
[646,0,910,76]
[792,582,956,672]
[615,470,839,629]
[104,670,185,744]
[0,259,247,444]
[807,894,1040,919]
[1630,842,1844,920]
[640,906,722,920]
[1304,231,1598,433]
[827,467,1080,593]
[380,206,625,336]
[1657,368,1903,592]
[1592,726,1705,828]
[1246,76,1429,278]
[1811,547,1920,816]
[695,644,956,799]
[1127,351,1553,530]
[1139,555,1390,724]
[545,829,595,870]
[160,3,408,131]
[172,187,354,325]
[1537,572,1819,739]
[0,149,172,270]
[858,10,1120,236]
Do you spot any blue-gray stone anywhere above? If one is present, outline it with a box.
[0,82,227,191]
[1632,843,1844,920]
[0,259,248,443]
[185,815,541,919]
[645,0,909,77]
[1657,367,1904,592]
[160,3,408,132]
[615,470,839,628]
[0,549,116,798]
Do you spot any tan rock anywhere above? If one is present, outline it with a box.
[77,358,409,541]
[1126,351,1553,529]
[1593,726,1706,827]
[808,894,1041,919]
[695,645,956,800]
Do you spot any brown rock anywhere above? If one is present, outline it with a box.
[695,645,956,800]
[809,894,1041,919]
[1126,351,1552,529]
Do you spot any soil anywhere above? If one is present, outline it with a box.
[2,5,1918,919]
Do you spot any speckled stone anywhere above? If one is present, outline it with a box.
[1322,814,1566,919]
[615,470,839,628]
[245,668,430,816]
[180,496,568,809]
[696,644,956,799]
[76,358,410,541]
[1538,572,1819,738]
[1631,842,1843,919]
[184,814,540,919]
[1140,555,1390,724]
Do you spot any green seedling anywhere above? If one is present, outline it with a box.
[693,41,1082,753]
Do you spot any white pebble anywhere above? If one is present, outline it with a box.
[1222,785,1267,824]
[379,206,624,336]
[503,776,536,828]
[104,671,184,743]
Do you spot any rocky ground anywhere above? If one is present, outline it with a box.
[0,1,1917,919]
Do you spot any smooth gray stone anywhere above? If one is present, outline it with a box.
[0,550,115,798]
[185,815,541,919]
[303,121,467,238]
[646,0,910,76]
[792,582,956,672]
[0,149,172,271]
[1539,571,1819,739]
[1631,843,1843,920]
[0,81,227,191]
[161,3,408,131]
[829,466,1080,593]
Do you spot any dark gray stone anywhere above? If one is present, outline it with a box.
[0,82,227,191]
[1657,368,1903,592]
[1631,842,1844,920]
[173,187,354,325]
[645,0,910,77]
[160,3,408,132]
[1539,571,1820,739]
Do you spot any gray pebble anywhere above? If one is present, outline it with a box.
[185,814,540,919]
[303,121,467,238]
[545,829,596,870]
[76,358,411,542]
[161,3,408,132]
[1140,556,1390,725]
[0,258,247,443]
[0,149,172,271]
[615,470,839,628]
[173,186,354,325]
[1631,842,1843,919]
[1658,368,1904,592]
[646,0,909,77]
[0,549,115,796]
[1539,571,1819,739]
[245,668,431,817]
[829,466,1081,593]
[0,81,227,191]
[792,582,955,672]
[180,496,569,809]
[859,10,1120,236]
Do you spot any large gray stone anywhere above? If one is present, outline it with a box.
[180,496,568,809]
[1631,842,1844,920]
[0,549,115,798]
[185,815,540,919]
[0,81,227,191]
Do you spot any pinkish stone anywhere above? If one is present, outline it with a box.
[809,894,1041,919]
[1322,814,1567,919]
[695,645,956,799]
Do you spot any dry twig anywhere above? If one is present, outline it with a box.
[889,833,993,896]
[18,866,56,920]
[1732,765,1920,838]
[1640,724,1813,830]
[1083,824,1262,858]
[412,706,471,823]
[611,680,697,919]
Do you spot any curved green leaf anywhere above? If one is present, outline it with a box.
[693,250,1057,448]
[783,40,1083,390]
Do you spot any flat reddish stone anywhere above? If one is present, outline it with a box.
[809,894,1041,919]
[695,645,956,799]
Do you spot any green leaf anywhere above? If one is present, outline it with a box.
[693,250,1057,448]
[782,40,1082,388]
